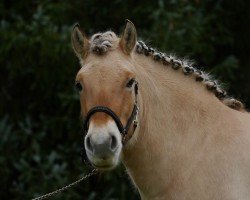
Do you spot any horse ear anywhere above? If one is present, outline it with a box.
[120,19,137,55]
[71,23,89,60]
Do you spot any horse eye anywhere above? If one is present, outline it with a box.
[126,78,135,88]
[75,82,83,92]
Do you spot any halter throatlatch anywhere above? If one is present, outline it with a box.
[83,81,139,144]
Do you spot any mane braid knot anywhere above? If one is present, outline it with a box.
[135,41,244,111]
[90,31,118,55]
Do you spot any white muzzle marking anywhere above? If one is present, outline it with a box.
[84,120,122,170]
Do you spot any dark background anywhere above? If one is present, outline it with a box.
[1,0,249,199]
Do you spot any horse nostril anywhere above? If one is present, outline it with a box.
[86,136,93,152]
[110,135,118,151]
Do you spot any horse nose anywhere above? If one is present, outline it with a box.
[85,133,118,158]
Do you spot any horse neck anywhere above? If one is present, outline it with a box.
[122,53,232,198]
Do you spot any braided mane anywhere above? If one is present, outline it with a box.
[135,41,244,111]
[89,32,244,111]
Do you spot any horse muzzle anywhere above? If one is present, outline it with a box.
[84,121,122,170]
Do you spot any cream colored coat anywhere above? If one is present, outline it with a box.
[122,52,250,200]
[72,21,250,200]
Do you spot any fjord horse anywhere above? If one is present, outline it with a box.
[71,21,250,200]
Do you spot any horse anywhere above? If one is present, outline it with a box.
[71,20,250,200]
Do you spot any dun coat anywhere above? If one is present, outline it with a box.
[71,21,250,200]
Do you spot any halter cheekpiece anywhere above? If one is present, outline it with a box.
[83,81,139,143]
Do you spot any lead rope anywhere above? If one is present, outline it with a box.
[32,169,98,200]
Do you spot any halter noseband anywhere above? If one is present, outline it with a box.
[83,82,139,144]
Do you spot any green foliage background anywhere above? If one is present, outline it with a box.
[1,0,249,199]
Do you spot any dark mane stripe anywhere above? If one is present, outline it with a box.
[135,41,244,111]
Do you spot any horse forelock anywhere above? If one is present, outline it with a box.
[89,31,119,55]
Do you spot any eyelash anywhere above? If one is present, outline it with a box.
[75,82,83,92]
[126,78,135,88]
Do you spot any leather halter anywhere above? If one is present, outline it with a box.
[83,81,139,144]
